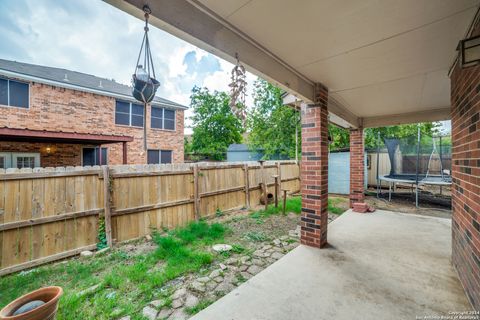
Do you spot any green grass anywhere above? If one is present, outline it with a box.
[249,196,302,222]
[185,299,214,315]
[0,221,227,320]
[328,197,348,215]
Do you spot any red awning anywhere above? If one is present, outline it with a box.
[0,127,134,144]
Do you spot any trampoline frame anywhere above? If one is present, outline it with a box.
[375,128,451,208]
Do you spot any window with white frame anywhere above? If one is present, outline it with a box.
[151,106,175,130]
[0,77,29,108]
[115,100,144,127]
[147,149,173,164]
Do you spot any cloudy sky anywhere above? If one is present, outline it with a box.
[0,0,257,133]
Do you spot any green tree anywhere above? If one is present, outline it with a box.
[189,86,243,160]
[364,123,441,149]
[247,79,300,160]
[328,124,350,151]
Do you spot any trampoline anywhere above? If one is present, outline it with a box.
[376,128,452,207]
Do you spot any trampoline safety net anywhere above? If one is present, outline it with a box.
[381,133,452,184]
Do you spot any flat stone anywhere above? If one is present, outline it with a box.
[209,269,222,278]
[252,258,265,266]
[150,299,165,308]
[157,308,173,319]
[80,250,93,257]
[172,288,187,300]
[253,250,266,258]
[110,307,123,318]
[219,263,227,270]
[215,280,235,293]
[168,308,188,320]
[266,257,276,264]
[118,316,131,320]
[273,239,281,246]
[247,265,263,275]
[279,235,289,241]
[184,294,199,308]
[171,298,184,309]
[190,281,206,293]
[146,234,152,241]
[262,245,273,250]
[239,256,250,264]
[213,276,224,283]
[239,264,249,272]
[196,276,210,283]
[225,257,238,265]
[142,306,158,320]
[240,272,252,280]
[212,244,233,252]
[271,252,285,260]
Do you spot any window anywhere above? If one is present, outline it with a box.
[0,77,29,108]
[151,106,176,130]
[11,153,40,168]
[0,156,5,169]
[115,100,144,127]
[147,150,173,164]
[82,147,107,166]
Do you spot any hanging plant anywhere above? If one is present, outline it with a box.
[131,5,160,151]
[132,5,160,104]
[229,54,247,126]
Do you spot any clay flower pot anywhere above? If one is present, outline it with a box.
[0,286,63,320]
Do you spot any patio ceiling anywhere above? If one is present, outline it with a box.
[105,0,480,128]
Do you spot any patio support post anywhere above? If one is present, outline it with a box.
[349,128,365,207]
[300,83,329,248]
[122,141,128,164]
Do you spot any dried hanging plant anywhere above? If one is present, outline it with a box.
[229,54,247,126]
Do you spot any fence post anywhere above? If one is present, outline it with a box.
[244,163,250,209]
[276,161,281,203]
[102,166,113,247]
[193,164,200,220]
[259,160,268,210]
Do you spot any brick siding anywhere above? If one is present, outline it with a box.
[349,128,365,207]
[0,82,184,166]
[300,83,329,248]
[450,16,480,310]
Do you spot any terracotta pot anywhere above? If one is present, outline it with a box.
[0,286,63,320]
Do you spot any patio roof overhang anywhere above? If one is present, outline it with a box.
[105,0,479,128]
[0,127,134,145]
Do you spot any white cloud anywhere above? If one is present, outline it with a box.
[0,0,259,135]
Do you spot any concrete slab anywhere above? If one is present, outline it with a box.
[192,209,471,320]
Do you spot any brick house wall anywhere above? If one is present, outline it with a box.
[0,82,184,166]
[450,16,480,310]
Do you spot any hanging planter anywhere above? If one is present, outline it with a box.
[132,5,160,104]
[131,5,161,150]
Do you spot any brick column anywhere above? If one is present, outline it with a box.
[300,83,329,248]
[349,128,365,207]
[450,19,480,309]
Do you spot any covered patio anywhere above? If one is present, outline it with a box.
[192,209,470,319]
[107,0,480,314]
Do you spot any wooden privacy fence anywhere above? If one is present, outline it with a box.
[0,161,299,275]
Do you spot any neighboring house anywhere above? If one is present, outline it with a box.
[0,59,187,169]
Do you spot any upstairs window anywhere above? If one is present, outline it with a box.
[115,100,144,127]
[147,149,173,164]
[151,106,176,130]
[0,77,29,108]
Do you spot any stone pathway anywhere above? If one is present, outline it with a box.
[130,227,300,320]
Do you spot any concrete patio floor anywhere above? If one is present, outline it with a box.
[192,209,472,320]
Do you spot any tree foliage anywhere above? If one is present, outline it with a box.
[189,86,244,160]
[247,79,300,160]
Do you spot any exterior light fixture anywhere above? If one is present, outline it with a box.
[459,34,480,68]
[45,146,52,154]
